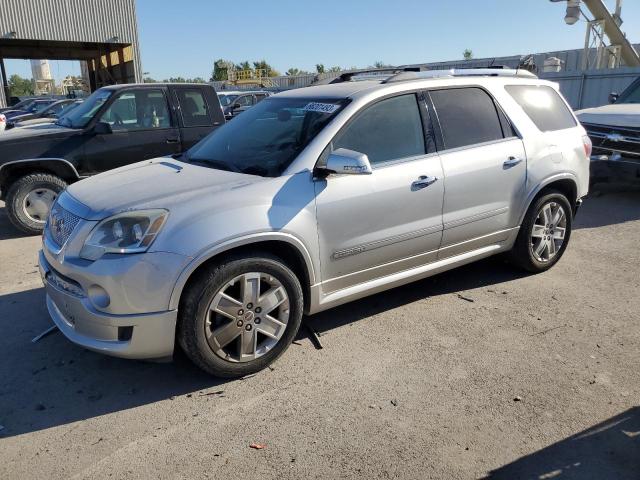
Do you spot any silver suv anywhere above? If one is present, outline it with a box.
[39,68,591,377]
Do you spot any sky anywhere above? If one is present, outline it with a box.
[4,0,640,81]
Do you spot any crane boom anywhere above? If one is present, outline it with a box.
[582,0,640,66]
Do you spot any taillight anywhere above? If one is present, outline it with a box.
[582,135,592,158]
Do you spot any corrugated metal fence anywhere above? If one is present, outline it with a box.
[540,67,640,109]
[213,67,639,111]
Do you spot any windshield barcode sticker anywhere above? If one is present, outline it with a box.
[303,102,339,114]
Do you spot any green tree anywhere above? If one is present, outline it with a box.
[143,76,158,83]
[211,59,233,81]
[8,74,34,96]
[373,61,391,68]
[286,68,301,76]
[315,64,325,74]
[236,61,252,72]
[253,60,279,77]
[327,66,341,73]
[463,49,474,60]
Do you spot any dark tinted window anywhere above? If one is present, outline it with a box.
[177,89,213,127]
[333,94,425,164]
[430,88,504,150]
[505,85,576,131]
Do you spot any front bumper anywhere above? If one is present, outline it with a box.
[590,153,640,183]
[39,250,178,360]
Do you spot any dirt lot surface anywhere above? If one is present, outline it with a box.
[0,189,639,480]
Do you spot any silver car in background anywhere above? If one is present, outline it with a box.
[39,68,591,377]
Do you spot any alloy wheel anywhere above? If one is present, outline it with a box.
[530,201,567,263]
[205,272,290,362]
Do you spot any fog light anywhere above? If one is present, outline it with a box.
[88,284,110,309]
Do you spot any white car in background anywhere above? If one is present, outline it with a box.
[0,113,5,132]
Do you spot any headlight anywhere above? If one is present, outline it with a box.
[80,209,168,260]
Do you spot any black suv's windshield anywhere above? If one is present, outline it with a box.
[185,96,347,177]
[57,89,112,128]
[616,79,640,104]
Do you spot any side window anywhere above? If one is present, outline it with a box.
[235,95,255,107]
[430,88,505,150]
[176,89,213,127]
[333,94,426,165]
[505,85,577,132]
[255,93,268,103]
[100,90,171,131]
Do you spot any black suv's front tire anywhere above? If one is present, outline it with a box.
[509,191,573,273]
[5,173,67,235]
[178,253,304,378]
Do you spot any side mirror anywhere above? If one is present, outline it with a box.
[93,121,113,134]
[608,92,619,104]
[324,148,373,175]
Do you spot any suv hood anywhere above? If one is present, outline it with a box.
[0,121,76,141]
[575,103,640,128]
[65,158,267,220]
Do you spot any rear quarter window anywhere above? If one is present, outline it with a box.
[505,85,576,132]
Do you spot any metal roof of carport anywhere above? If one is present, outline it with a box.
[0,0,143,107]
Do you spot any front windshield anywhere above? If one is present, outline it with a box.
[57,89,112,128]
[218,94,238,107]
[11,99,34,110]
[617,80,640,104]
[32,101,53,113]
[185,96,347,177]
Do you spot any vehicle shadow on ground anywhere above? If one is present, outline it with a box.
[0,256,526,438]
[482,407,640,480]
[306,256,528,335]
[0,206,36,241]
[575,186,640,230]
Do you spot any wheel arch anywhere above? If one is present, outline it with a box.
[169,233,317,314]
[0,159,80,196]
[519,173,579,225]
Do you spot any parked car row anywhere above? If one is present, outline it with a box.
[3,99,81,130]
[33,68,591,377]
[217,90,271,120]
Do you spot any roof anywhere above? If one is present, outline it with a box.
[101,82,212,90]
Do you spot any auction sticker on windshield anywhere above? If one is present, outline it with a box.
[303,102,340,114]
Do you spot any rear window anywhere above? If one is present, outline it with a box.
[505,85,576,132]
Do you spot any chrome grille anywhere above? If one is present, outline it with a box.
[584,123,640,158]
[47,203,81,247]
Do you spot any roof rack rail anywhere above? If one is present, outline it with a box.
[311,66,428,86]
[382,67,537,83]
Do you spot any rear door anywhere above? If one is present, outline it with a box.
[428,87,526,258]
[172,86,222,149]
[82,87,180,173]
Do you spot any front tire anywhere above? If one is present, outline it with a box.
[509,191,573,273]
[5,173,67,235]
[178,253,304,378]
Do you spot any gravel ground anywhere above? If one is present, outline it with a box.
[0,188,638,480]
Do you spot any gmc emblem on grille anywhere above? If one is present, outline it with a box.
[605,133,625,142]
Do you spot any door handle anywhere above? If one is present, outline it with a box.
[412,175,438,190]
[166,137,179,144]
[503,156,524,168]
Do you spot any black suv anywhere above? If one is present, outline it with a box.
[0,83,225,234]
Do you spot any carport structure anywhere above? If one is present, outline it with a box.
[0,0,143,107]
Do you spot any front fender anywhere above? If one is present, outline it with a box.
[168,231,317,310]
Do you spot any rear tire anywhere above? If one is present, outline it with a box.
[509,191,572,273]
[5,173,67,235]
[178,253,304,378]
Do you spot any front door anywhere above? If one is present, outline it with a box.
[83,88,180,174]
[428,87,527,257]
[314,93,444,293]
